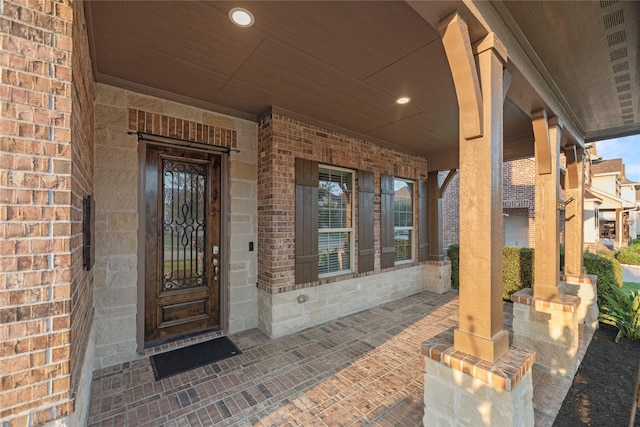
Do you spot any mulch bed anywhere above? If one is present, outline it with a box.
[554,323,640,426]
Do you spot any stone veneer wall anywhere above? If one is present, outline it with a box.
[1,0,93,425]
[423,350,535,426]
[422,331,536,426]
[93,84,258,368]
[257,111,432,337]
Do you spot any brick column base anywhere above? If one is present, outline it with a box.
[422,332,535,426]
[560,274,599,329]
[511,288,581,377]
[424,260,451,294]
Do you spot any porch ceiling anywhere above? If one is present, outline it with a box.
[85,1,639,166]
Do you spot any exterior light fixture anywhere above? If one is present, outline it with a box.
[395,96,411,105]
[229,7,254,27]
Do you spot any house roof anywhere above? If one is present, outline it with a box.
[85,1,640,169]
[591,158,623,176]
[584,189,602,203]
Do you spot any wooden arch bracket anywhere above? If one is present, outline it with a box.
[532,109,552,175]
[439,12,483,140]
[564,145,585,189]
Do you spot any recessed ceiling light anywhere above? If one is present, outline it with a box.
[395,96,411,105]
[229,7,254,27]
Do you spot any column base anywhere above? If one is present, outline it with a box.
[454,328,509,362]
[511,288,581,377]
[424,260,451,294]
[560,274,599,329]
[422,333,535,427]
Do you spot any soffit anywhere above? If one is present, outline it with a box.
[85,1,636,164]
[503,1,640,141]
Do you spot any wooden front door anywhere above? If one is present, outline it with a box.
[144,146,221,346]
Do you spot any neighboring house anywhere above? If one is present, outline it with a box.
[444,149,639,252]
[443,158,563,249]
[587,155,639,248]
[621,178,640,241]
[583,189,603,247]
[502,159,536,247]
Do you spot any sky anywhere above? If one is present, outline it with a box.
[595,134,640,183]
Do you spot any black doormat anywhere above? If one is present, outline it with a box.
[150,336,241,380]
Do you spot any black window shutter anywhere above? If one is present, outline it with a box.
[380,174,395,268]
[295,158,318,284]
[418,180,429,262]
[358,170,374,273]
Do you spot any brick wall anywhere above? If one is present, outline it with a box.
[70,0,95,409]
[443,157,567,249]
[257,111,429,294]
[0,0,82,424]
[443,159,535,248]
[503,159,536,247]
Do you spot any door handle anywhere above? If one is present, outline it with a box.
[213,258,219,281]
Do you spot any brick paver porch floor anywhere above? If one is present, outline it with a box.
[88,290,593,426]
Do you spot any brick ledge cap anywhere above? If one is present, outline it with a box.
[511,288,581,311]
[422,333,535,392]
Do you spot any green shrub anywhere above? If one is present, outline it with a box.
[584,250,623,305]
[597,249,623,287]
[447,244,626,306]
[616,246,640,265]
[599,284,640,342]
[446,244,534,300]
[446,244,459,290]
[503,246,534,300]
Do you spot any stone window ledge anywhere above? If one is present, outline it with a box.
[424,260,451,267]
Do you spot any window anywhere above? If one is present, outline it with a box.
[394,178,413,262]
[318,166,353,277]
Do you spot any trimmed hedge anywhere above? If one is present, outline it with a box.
[502,247,534,300]
[446,244,460,290]
[582,250,623,305]
[446,244,533,300]
[446,244,623,303]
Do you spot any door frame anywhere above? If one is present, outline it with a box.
[136,134,230,352]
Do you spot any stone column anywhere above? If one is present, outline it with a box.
[512,289,581,377]
[533,113,561,300]
[514,121,584,376]
[561,146,598,328]
[424,170,452,294]
[563,146,585,276]
[428,170,445,261]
